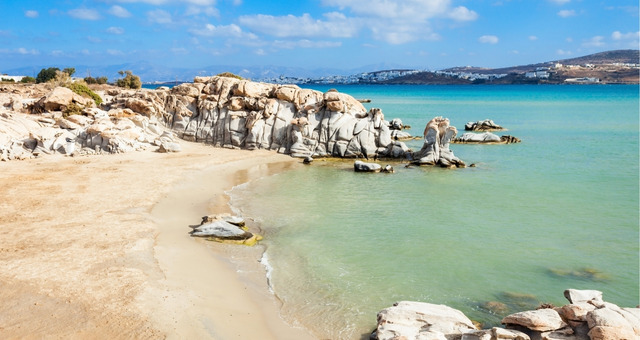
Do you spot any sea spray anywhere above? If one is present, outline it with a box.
[259,252,275,294]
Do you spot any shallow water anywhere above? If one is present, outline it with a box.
[229,85,639,339]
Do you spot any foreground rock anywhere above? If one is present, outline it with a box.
[374,301,476,340]
[373,289,640,340]
[465,119,505,131]
[453,132,521,144]
[409,116,465,168]
[189,214,261,246]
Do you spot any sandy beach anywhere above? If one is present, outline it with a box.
[0,142,314,339]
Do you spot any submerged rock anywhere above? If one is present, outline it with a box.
[354,160,381,172]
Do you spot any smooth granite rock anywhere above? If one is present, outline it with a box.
[374,301,476,340]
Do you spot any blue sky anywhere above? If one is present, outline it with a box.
[1,0,638,73]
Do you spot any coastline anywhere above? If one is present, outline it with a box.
[0,141,313,339]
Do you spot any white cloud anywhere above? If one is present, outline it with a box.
[557,49,572,55]
[190,23,257,40]
[549,0,570,4]
[557,9,576,17]
[107,49,124,56]
[81,49,91,55]
[107,27,125,34]
[322,0,450,19]
[51,50,64,56]
[448,6,478,21]
[583,36,605,47]
[68,8,101,20]
[114,0,216,5]
[17,47,39,55]
[147,9,173,24]
[478,35,499,44]
[317,1,476,44]
[87,36,102,43]
[273,39,342,49]
[612,31,640,41]
[109,5,131,18]
[185,6,219,17]
[238,13,359,38]
[370,24,440,44]
[25,10,39,18]
[171,47,189,54]
[529,35,538,41]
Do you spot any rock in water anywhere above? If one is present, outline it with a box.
[410,116,465,168]
[374,301,476,340]
[354,160,382,172]
[465,119,505,131]
[191,220,252,239]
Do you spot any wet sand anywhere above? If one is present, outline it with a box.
[0,141,313,339]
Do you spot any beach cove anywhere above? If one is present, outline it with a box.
[0,81,638,339]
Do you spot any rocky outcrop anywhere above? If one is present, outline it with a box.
[465,119,505,131]
[189,214,261,246]
[409,116,465,167]
[1,79,464,165]
[453,132,521,144]
[104,76,412,160]
[374,289,640,340]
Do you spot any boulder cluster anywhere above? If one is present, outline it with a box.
[373,289,639,340]
[110,76,411,159]
[1,77,421,162]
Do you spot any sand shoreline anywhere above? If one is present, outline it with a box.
[0,142,314,339]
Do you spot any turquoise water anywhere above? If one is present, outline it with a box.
[229,85,639,339]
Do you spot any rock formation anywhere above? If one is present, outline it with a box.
[409,116,466,167]
[453,132,521,144]
[189,214,261,246]
[0,78,470,167]
[373,289,640,340]
[465,119,505,131]
[0,77,422,161]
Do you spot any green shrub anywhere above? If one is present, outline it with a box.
[216,72,243,80]
[63,102,83,118]
[116,70,141,89]
[36,67,60,83]
[84,76,108,85]
[21,76,36,83]
[1,78,15,83]
[66,82,103,106]
[62,68,76,77]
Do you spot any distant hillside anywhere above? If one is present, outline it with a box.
[384,50,639,85]
[443,49,639,75]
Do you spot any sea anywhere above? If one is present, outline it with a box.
[227,84,639,339]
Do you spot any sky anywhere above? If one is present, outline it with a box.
[0,0,638,74]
